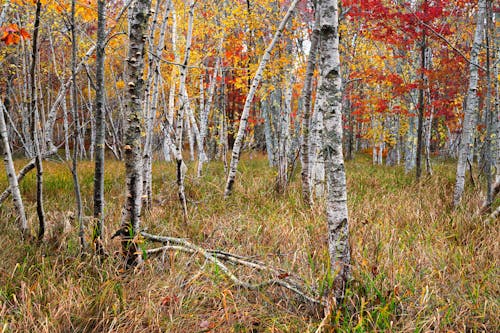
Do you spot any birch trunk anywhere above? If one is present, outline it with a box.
[118,0,151,267]
[224,0,300,197]
[405,115,417,173]
[197,56,220,177]
[71,0,86,250]
[453,0,486,207]
[0,100,28,237]
[263,101,276,167]
[318,0,350,301]
[310,101,325,199]
[93,0,106,249]
[173,0,195,220]
[276,85,292,194]
[142,0,172,209]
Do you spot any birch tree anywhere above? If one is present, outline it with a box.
[93,0,106,251]
[318,0,350,301]
[300,7,320,205]
[453,0,486,207]
[224,0,300,198]
[142,0,172,209]
[70,0,86,250]
[0,100,28,237]
[117,0,152,266]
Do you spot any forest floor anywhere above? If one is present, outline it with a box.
[0,153,498,332]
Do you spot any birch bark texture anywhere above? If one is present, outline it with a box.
[453,0,486,207]
[300,11,320,205]
[223,0,300,198]
[119,0,151,266]
[318,0,350,300]
[93,0,106,245]
[0,100,28,236]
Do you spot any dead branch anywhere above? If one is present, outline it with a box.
[0,147,57,206]
[0,160,35,205]
[141,231,324,306]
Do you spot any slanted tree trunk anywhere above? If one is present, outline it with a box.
[117,0,152,267]
[224,0,300,197]
[318,0,350,301]
[93,0,106,251]
[453,0,486,207]
[0,100,28,237]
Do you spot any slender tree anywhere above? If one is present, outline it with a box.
[93,0,106,251]
[0,100,28,237]
[29,0,45,240]
[453,0,486,207]
[318,0,350,301]
[300,7,320,205]
[70,0,86,250]
[116,0,152,266]
[416,24,426,180]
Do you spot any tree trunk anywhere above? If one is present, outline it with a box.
[453,0,486,207]
[416,31,426,180]
[118,0,152,267]
[142,0,172,209]
[29,1,45,241]
[70,0,86,251]
[300,11,319,205]
[0,100,28,237]
[318,0,350,302]
[197,56,221,177]
[93,0,106,251]
[224,0,300,197]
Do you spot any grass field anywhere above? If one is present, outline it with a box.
[0,153,498,332]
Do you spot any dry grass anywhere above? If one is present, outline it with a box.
[0,153,498,332]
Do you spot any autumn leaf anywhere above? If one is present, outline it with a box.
[1,23,31,46]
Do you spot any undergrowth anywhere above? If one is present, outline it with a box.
[0,153,498,332]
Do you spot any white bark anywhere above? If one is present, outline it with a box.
[318,0,350,301]
[224,0,301,197]
[173,0,195,220]
[119,0,151,266]
[300,11,320,204]
[0,100,28,236]
[453,0,486,207]
[143,0,172,208]
[197,56,221,177]
[310,101,325,199]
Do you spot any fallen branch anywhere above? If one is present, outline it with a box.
[141,231,324,306]
[0,159,35,205]
[0,148,57,206]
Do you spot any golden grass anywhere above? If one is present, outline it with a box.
[0,153,498,332]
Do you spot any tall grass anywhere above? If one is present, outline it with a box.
[0,153,497,332]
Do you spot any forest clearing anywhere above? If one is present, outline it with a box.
[0,0,499,331]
